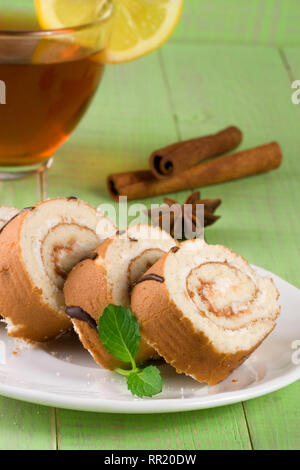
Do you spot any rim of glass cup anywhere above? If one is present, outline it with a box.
[0,0,114,37]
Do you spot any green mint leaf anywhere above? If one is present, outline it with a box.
[98,305,164,398]
[98,304,140,365]
[127,366,162,398]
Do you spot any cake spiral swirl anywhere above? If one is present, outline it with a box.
[132,239,280,385]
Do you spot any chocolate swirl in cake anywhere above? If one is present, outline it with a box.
[132,273,165,288]
[0,206,35,235]
[79,252,99,262]
[65,306,97,330]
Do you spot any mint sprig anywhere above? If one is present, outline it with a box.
[98,304,162,398]
[127,366,162,397]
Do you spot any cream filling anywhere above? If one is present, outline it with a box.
[187,262,256,318]
[42,223,100,290]
[128,248,165,286]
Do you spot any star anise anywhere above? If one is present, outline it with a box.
[147,191,221,240]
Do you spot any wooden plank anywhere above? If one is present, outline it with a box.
[243,381,300,450]
[0,1,59,452]
[172,0,300,46]
[0,397,56,450]
[272,0,300,46]
[173,0,262,44]
[282,45,300,79]
[57,404,251,450]
[240,44,300,451]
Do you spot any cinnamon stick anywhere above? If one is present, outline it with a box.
[108,170,153,199]
[107,142,282,201]
[149,126,243,179]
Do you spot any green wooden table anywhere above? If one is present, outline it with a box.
[0,1,300,450]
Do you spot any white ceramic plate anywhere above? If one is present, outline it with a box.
[0,265,299,414]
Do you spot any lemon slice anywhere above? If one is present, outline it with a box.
[35,0,184,64]
[34,0,110,30]
[104,0,184,63]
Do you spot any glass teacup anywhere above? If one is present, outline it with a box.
[0,0,113,197]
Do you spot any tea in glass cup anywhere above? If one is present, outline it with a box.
[0,0,113,177]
